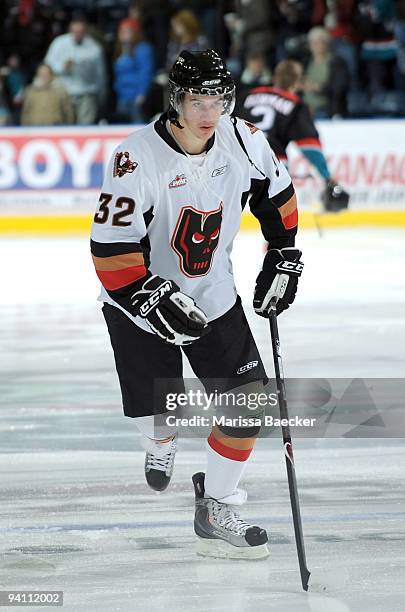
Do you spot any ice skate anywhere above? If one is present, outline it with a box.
[141,435,178,492]
[192,472,269,559]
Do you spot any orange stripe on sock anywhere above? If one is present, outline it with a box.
[208,433,253,462]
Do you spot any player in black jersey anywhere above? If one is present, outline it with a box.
[236,59,349,212]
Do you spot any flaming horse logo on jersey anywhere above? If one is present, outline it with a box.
[171,203,223,277]
[113,151,138,178]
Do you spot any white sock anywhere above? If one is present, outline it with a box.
[204,440,250,501]
[134,415,177,440]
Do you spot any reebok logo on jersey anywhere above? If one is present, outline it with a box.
[113,151,138,178]
[237,360,258,375]
[211,165,227,177]
[169,174,187,188]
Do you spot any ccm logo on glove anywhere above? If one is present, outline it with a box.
[254,247,304,317]
[276,260,304,275]
[139,281,173,316]
[131,275,210,346]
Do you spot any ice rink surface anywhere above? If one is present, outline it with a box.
[1,226,404,611]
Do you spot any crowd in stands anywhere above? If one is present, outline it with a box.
[0,0,404,126]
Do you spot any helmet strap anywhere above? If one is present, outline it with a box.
[168,105,184,130]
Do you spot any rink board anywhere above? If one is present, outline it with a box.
[1,209,405,234]
[0,120,404,233]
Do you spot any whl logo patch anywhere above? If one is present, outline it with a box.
[237,360,258,375]
[169,174,187,188]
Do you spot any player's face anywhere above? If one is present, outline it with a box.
[180,94,224,140]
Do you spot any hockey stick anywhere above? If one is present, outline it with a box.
[268,299,311,591]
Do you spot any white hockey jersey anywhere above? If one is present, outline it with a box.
[91,114,297,332]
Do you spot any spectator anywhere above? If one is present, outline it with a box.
[357,0,398,98]
[238,51,272,89]
[192,0,219,49]
[141,8,207,121]
[21,63,75,126]
[303,26,350,117]
[236,0,274,57]
[4,54,25,123]
[394,0,405,91]
[44,15,107,124]
[0,74,11,126]
[141,70,169,123]
[222,10,245,76]
[326,0,360,90]
[0,2,57,81]
[275,0,314,62]
[129,1,170,70]
[166,9,207,69]
[113,17,155,124]
[168,0,221,48]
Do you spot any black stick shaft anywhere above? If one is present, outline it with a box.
[269,303,311,591]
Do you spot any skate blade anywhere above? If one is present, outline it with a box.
[196,537,269,560]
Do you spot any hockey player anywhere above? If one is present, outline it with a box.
[236,59,349,212]
[91,50,303,559]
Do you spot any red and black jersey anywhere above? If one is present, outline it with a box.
[236,85,331,179]
[236,85,321,161]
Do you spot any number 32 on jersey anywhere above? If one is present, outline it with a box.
[93,192,135,227]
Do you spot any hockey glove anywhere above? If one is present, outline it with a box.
[254,247,303,317]
[321,179,349,212]
[131,275,210,346]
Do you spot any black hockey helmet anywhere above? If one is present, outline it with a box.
[168,49,235,116]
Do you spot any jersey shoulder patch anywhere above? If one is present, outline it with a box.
[243,120,259,135]
[113,151,138,178]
